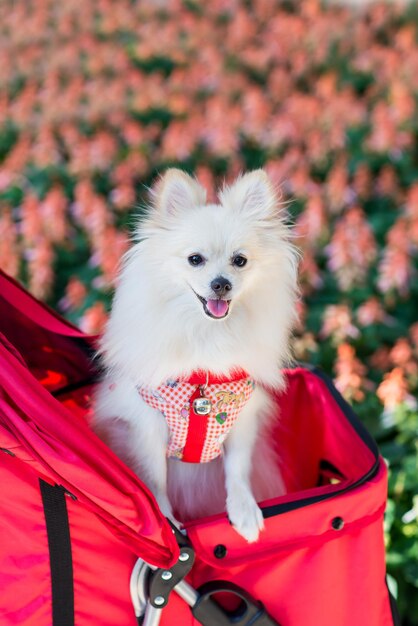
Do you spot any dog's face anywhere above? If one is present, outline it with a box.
[138,169,296,323]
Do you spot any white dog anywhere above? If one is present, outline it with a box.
[93,169,298,542]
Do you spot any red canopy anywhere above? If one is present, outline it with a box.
[0,270,179,568]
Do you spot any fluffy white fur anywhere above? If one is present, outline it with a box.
[93,169,299,542]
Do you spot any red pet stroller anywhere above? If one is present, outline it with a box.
[0,269,399,626]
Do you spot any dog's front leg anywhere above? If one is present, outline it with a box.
[223,386,267,543]
[126,400,181,524]
[94,378,175,522]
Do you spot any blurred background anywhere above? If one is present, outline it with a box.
[0,0,417,622]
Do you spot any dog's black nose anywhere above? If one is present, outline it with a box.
[211,276,232,296]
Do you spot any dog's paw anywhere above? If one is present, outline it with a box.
[226,487,264,543]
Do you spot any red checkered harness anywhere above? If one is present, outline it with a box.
[137,371,255,463]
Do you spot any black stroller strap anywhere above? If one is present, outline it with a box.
[40,480,75,626]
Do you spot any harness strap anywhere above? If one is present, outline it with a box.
[40,480,75,626]
[182,386,210,463]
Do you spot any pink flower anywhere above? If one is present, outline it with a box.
[376,165,400,199]
[299,250,323,295]
[405,183,418,218]
[295,194,328,249]
[377,368,409,412]
[356,298,392,326]
[321,305,360,344]
[352,164,372,200]
[0,210,20,278]
[292,332,318,362]
[27,238,54,300]
[110,183,136,211]
[195,166,216,204]
[40,186,69,243]
[59,278,87,312]
[377,247,412,296]
[326,206,377,290]
[333,343,370,403]
[389,338,418,376]
[378,219,413,296]
[90,227,129,288]
[20,193,44,245]
[325,160,351,214]
[79,303,108,334]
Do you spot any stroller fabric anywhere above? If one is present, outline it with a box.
[0,270,398,626]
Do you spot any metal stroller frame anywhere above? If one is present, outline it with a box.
[130,525,279,626]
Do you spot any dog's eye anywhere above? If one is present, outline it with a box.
[188,254,205,266]
[232,255,247,268]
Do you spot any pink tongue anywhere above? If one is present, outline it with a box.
[206,299,229,318]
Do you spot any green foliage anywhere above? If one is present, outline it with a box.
[383,406,418,623]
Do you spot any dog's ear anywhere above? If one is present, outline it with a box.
[152,169,206,216]
[219,170,278,220]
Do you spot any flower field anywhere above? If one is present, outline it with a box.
[0,0,417,621]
